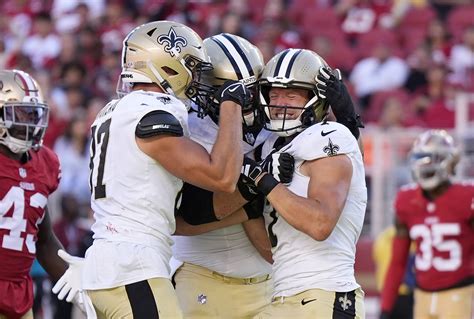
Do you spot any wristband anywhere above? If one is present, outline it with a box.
[237,175,258,201]
[256,174,279,196]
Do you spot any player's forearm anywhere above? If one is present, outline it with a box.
[210,101,243,192]
[266,185,339,241]
[380,236,411,312]
[213,188,247,219]
[36,234,67,282]
[243,218,273,264]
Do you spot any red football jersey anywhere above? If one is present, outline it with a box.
[0,146,60,317]
[395,182,474,291]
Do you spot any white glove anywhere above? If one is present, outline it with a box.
[52,250,84,303]
[72,290,87,314]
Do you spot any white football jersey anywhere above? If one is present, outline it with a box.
[83,90,189,290]
[172,112,272,278]
[262,121,367,296]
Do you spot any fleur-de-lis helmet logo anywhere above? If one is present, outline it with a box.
[158,27,188,57]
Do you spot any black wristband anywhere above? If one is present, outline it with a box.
[256,174,279,196]
[237,175,258,201]
[243,194,265,220]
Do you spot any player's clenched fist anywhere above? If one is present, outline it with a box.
[213,80,253,108]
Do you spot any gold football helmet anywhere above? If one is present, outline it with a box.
[258,48,329,136]
[0,70,49,154]
[200,33,264,135]
[409,130,460,190]
[119,20,212,105]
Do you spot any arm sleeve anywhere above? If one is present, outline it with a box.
[380,235,411,312]
[177,183,218,225]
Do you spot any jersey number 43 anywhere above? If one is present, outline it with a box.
[0,186,47,253]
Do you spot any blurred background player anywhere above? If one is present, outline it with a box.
[245,48,367,318]
[52,20,249,319]
[380,129,473,319]
[0,69,69,319]
[373,225,416,319]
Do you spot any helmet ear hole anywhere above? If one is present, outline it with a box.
[162,66,178,76]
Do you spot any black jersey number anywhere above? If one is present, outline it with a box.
[89,118,112,199]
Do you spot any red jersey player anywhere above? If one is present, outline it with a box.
[380,129,474,319]
[0,70,68,319]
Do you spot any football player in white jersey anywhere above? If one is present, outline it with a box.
[240,49,368,319]
[52,21,251,319]
[171,33,278,319]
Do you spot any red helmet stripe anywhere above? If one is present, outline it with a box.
[15,71,38,97]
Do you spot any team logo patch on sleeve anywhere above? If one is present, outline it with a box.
[323,138,339,156]
[158,27,188,57]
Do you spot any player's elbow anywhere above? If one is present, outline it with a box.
[214,169,239,193]
[309,228,331,241]
[214,178,237,193]
[306,222,335,241]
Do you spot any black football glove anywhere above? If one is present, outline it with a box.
[239,156,279,197]
[243,194,265,220]
[237,157,262,201]
[316,67,363,139]
[260,152,294,185]
[214,80,253,109]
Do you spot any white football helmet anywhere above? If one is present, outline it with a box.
[118,20,212,107]
[200,33,264,129]
[259,48,329,137]
[0,70,49,154]
[409,130,460,190]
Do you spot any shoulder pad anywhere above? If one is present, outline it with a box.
[285,121,359,161]
[135,110,184,138]
[36,146,61,192]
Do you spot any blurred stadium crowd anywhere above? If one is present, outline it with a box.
[0,0,472,318]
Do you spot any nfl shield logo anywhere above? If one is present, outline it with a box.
[19,168,27,178]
